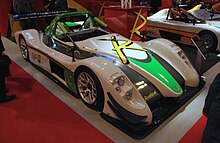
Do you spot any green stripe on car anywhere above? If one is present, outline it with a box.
[128,53,182,94]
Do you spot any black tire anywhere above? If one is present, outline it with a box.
[75,67,104,111]
[198,30,218,52]
[19,35,30,62]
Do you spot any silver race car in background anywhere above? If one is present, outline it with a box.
[146,7,220,52]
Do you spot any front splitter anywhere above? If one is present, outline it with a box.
[101,80,205,139]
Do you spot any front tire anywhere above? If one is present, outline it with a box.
[198,30,218,52]
[19,35,30,62]
[75,67,104,111]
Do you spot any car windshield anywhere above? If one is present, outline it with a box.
[190,9,220,20]
[55,14,95,35]
[168,7,206,24]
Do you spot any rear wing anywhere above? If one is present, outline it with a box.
[12,10,69,21]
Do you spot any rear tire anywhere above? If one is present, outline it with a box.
[198,30,218,52]
[19,35,30,62]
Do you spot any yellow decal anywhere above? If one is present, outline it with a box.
[206,22,211,26]
[130,9,147,39]
[163,10,168,16]
[188,4,202,12]
[110,36,147,64]
[144,90,158,101]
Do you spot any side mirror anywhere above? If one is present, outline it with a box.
[70,46,77,62]
[192,18,196,25]
[210,13,214,20]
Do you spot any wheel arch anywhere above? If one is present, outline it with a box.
[74,65,92,78]
[18,34,31,62]
[15,29,41,46]
[71,57,152,123]
[73,57,125,92]
[18,34,25,45]
[72,58,127,112]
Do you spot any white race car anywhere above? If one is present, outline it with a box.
[146,7,220,52]
[15,11,202,138]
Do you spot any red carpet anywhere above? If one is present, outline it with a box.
[179,116,207,143]
[0,62,113,143]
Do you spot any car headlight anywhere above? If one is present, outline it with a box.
[124,91,133,101]
[109,72,125,86]
[117,76,125,86]
[109,72,147,110]
[109,72,133,101]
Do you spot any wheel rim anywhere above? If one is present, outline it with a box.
[200,32,214,49]
[19,38,28,59]
[77,72,97,104]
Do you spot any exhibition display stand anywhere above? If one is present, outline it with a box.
[104,5,148,40]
